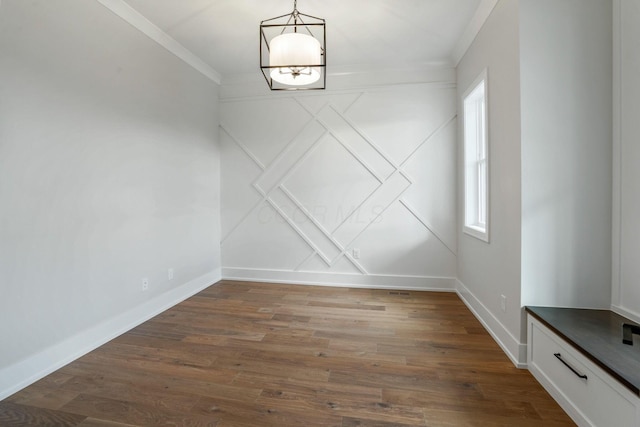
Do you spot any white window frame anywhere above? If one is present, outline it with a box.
[462,69,490,243]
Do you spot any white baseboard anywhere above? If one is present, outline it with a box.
[222,268,456,292]
[456,279,527,368]
[0,269,221,401]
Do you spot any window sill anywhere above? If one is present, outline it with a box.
[463,225,489,243]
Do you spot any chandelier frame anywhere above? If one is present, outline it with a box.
[260,1,326,91]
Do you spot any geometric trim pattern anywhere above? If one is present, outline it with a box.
[221,84,457,278]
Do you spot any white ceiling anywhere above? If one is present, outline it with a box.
[119,0,486,81]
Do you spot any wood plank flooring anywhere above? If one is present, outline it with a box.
[1,281,575,426]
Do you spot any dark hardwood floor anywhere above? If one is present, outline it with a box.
[1,280,574,426]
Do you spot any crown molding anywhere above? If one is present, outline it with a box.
[96,0,222,84]
[451,0,499,66]
[220,64,456,99]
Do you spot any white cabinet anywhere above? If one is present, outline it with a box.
[527,314,640,427]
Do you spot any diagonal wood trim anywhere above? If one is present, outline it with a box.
[221,86,456,279]
[400,199,457,257]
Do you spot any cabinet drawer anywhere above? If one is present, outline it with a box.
[528,316,638,427]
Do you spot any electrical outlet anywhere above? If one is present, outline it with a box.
[168,268,174,280]
[352,248,361,259]
[500,295,507,312]
[142,278,149,291]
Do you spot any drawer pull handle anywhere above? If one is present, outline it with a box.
[554,353,588,380]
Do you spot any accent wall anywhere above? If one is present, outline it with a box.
[220,71,458,290]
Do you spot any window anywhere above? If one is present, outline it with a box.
[463,70,489,242]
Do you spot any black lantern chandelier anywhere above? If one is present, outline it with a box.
[260,0,326,90]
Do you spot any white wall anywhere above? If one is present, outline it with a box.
[520,0,612,310]
[456,0,524,366]
[456,0,612,367]
[0,0,221,398]
[220,70,458,290]
[612,0,640,323]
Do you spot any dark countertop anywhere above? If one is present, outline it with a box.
[526,306,640,396]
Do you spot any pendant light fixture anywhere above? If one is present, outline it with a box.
[260,0,326,90]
